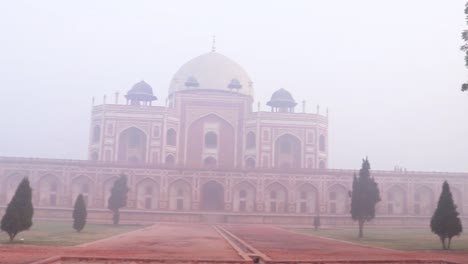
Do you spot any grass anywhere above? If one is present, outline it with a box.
[0,221,146,246]
[290,226,468,251]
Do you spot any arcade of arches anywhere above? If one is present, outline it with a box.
[1,171,462,218]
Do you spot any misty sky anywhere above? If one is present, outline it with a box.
[0,0,467,172]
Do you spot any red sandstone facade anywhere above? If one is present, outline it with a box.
[0,51,466,225]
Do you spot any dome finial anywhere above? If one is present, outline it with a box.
[211,35,216,52]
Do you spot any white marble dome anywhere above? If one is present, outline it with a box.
[169,51,253,98]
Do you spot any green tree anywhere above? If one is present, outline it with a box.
[350,158,380,238]
[1,177,34,241]
[461,2,468,91]
[73,194,87,232]
[430,181,462,250]
[107,174,129,225]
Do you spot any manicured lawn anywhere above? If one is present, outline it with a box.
[0,221,146,246]
[290,226,468,251]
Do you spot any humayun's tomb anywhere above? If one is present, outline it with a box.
[0,50,467,226]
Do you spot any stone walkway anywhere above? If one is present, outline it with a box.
[2,223,468,264]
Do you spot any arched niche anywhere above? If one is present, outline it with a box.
[232,181,256,212]
[296,184,318,214]
[328,184,348,214]
[118,127,147,163]
[203,156,217,169]
[414,186,435,215]
[168,180,192,211]
[92,125,101,143]
[246,131,256,149]
[37,174,60,206]
[166,128,177,146]
[103,177,119,209]
[135,178,159,210]
[3,174,24,204]
[245,157,255,169]
[186,114,235,168]
[386,185,406,215]
[265,182,288,213]
[71,176,94,207]
[200,181,225,211]
[274,134,301,169]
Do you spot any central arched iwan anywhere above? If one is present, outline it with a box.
[186,114,235,169]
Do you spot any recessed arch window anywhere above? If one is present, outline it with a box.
[239,190,247,198]
[280,140,292,154]
[166,128,177,146]
[246,132,256,149]
[204,132,218,148]
[165,154,175,166]
[319,160,326,169]
[203,157,217,168]
[245,157,255,169]
[128,132,141,147]
[92,125,101,143]
[270,191,277,199]
[91,151,98,161]
[319,134,326,152]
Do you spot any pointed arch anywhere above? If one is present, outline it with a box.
[265,182,288,213]
[203,156,217,168]
[204,131,218,148]
[233,181,256,212]
[201,180,225,211]
[188,113,236,130]
[118,126,147,163]
[37,174,61,206]
[414,185,435,215]
[165,154,175,166]
[92,125,101,143]
[296,183,319,214]
[135,178,159,210]
[319,134,326,152]
[386,185,406,215]
[186,113,235,168]
[274,133,302,169]
[246,131,256,149]
[168,179,192,211]
[245,157,256,169]
[103,176,119,208]
[166,128,177,146]
[328,184,349,214]
[3,173,25,204]
[71,175,94,207]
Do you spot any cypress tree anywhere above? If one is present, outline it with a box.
[350,158,380,238]
[1,177,34,241]
[73,194,87,232]
[107,174,129,225]
[430,181,462,250]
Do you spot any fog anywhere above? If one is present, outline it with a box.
[0,0,467,172]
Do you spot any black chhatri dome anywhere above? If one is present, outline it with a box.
[125,81,157,102]
[266,88,297,108]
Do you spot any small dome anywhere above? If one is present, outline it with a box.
[267,88,297,108]
[126,81,157,101]
[184,76,200,88]
[169,52,253,98]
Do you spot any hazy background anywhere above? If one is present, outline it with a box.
[0,0,467,172]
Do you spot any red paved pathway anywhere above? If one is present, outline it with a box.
[1,223,468,264]
[224,224,468,263]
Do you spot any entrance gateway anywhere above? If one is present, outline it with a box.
[201,181,224,211]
